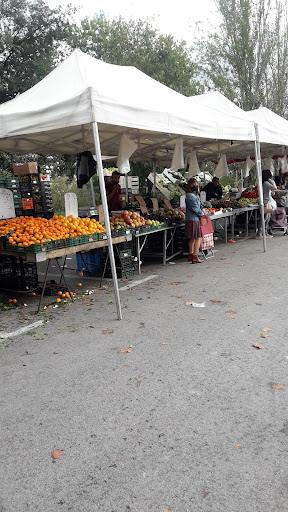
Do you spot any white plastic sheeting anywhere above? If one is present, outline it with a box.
[170,138,184,171]
[188,151,201,177]
[116,134,137,175]
[214,154,229,178]
[244,156,255,178]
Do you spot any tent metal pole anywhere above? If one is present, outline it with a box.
[254,123,266,252]
[90,177,96,208]
[152,158,156,194]
[91,120,122,320]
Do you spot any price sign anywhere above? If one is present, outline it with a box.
[0,188,16,219]
[65,193,78,218]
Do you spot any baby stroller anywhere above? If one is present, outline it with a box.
[270,207,288,235]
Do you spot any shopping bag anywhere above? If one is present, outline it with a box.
[201,214,214,235]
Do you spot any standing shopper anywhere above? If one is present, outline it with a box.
[256,169,277,239]
[185,178,206,263]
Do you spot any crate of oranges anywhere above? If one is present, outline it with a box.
[0,215,106,253]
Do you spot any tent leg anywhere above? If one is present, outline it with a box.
[254,123,266,252]
[90,177,96,208]
[91,120,122,320]
[152,158,156,195]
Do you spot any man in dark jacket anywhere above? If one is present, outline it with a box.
[202,177,223,201]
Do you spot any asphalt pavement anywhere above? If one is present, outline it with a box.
[1,233,288,512]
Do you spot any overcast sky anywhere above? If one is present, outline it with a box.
[47,0,220,45]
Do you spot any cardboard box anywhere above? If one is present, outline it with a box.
[13,162,38,175]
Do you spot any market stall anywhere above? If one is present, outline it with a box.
[0,50,268,318]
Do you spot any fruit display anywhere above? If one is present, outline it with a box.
[238,197,258,206]
[110,210,164,230]
[0,215,105,250]
[212,199,243,209]
[241,189,259,199]
[146,207,185,223]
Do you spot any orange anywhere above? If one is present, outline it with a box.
[56,298,61,303]
[57,291,62,296]
[77,283,82,287]
[12,299,17,304]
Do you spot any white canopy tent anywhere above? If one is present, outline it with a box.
[188,91,288,162]
[0,51,266,316]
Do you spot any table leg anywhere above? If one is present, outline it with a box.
[163,229,167,265]
[137,237,141,274]
[246,210,249,237]
[37,259,51,313]
[225,217,228,243]
[55,258,73,300]
[231,214,235,239]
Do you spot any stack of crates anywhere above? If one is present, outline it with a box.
[40,180,54,216]
[101,242,136,279]
[0,176,22,212]
[0,254,38,291]
[18,174,43,216]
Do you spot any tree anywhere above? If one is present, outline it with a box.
[0,0,75,104]
[71,14,203,97]
[197,0,288,115]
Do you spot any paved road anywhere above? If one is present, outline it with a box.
[1,235,288,511]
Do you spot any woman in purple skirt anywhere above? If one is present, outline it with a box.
[185,178,206,263]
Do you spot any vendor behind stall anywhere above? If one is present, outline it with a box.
[105,171,125,212]
[202,177,223,201]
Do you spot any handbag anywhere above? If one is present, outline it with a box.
[264,201,272,214]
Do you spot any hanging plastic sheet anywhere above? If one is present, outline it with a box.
[117,134,137,175]
[244,155,255,178]
[264,157,275,176]
[170,138,184,172]
[215,154,228,178]
[281,155,288,174]
[188,150,200,177]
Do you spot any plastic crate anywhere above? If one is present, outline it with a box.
[6,240,52,253]
[0,254,38,291]
[81,233,99,243]
[119,248,132,259]
[76,250,100,273]
[68,235,83,246]
[50,238,70,250]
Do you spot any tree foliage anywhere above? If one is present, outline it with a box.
[198,0,288,115]
[0,0,75,104]
[71,14,203,96]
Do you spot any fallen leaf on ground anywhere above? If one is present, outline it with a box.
[186,275,194,277]
[226,310,236,314]
[136,380,141,387]
[212,281,217,284]
[148,281,153,283]
[162,343,168,345]
[236,444,241,449]
[168,282,180,285]
[252,344,265,349]
[178,295,187,298]
[255,303,262,306]
[232,316,237,319]
[262,328,273,332]
[199,317,206,320]
[202,492,209,499]
[53,352,58,355]
[211,299,221,303]
[185,301,194,306]
[51,449,64,459]
[102,330,113,334]
[224,262,231,264]
[260,334,268,338]
[272,384,284,390]
[154,284,160,286]
[120,349,131,354]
